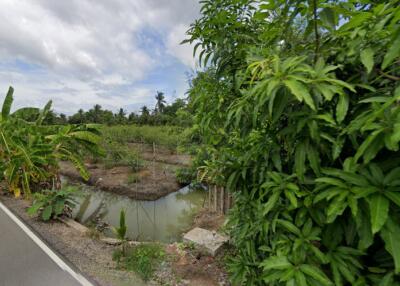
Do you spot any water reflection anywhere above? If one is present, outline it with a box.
[72,185,206,242]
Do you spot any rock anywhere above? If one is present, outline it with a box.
[183,227,228,256]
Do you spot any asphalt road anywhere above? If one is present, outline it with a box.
[0,202,93,286]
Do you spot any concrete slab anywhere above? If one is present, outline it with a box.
[183,227,228,256]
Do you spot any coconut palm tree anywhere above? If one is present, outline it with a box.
[155,91,166,114]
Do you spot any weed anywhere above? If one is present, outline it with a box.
[113,243,166,281]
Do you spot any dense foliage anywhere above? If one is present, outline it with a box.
[0,87,101,197]
[186,0,400,285]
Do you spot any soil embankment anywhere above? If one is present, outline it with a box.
[60,161,179,200]
[60,144,191,200]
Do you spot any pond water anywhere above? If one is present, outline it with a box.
[72,185,207,243]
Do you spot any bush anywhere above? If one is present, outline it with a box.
[27,186,79,221]
[187,0,400,285]
[175,167,195,185]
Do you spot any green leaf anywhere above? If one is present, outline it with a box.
[379,272,394,286]
[356,207,373,250]
[262,190,280,216]
[54,201,65,216]
[42,205,53,221]
[284,189,298,208]
[360,48,374,74]
[1,86,14,121]
[380,218,400,274]
[319,7,337,30]
[294,271,307,286]
[336,94,349,123]
[307,143,320,175]
[260,256,292,270]
[385,192,400,207]
[300,264,333,285]
[382,36,400,70]
[26,202,44,216]
[277,219,301,236]
[295,142,306,181]
[383,167,400,185]
[284,80,315,110]
[339,12,372,31]
[369,194,389,234]
[354,130,383,163]
[36,100,52,125]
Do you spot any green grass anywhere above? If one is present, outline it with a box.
[102,125,190,149]
[113,243,166,281]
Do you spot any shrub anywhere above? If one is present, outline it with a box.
[175,167,195,185]
[186,0,400,285]
[27,186,79,221]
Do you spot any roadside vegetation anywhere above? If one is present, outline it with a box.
[185,0,400,285]
[113,243,166,281]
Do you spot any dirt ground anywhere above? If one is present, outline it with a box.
[163,243,230,286]
[164,210,230,286]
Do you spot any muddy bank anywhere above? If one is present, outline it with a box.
[0,193,147,286]
[60,161,180,201]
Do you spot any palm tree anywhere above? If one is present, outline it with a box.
[115,108,126,124]
[155,91,166,114]
[141,105,150,116]
[140,106,150,125]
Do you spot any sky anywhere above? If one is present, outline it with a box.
[0,0,200,114]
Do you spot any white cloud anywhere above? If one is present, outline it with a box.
[0,0,200,113]
[166,24,198,68]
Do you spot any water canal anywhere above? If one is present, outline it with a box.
[72,185,207,242]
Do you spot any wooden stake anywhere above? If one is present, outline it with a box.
[214,185,217,212]
[208,185,211,210]
[220,187,224,214]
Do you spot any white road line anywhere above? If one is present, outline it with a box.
[0,202,94,286]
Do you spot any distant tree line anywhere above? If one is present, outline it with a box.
[44,91,193,127]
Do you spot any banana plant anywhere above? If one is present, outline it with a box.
[0,86,102,197]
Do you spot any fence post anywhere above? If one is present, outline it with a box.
[220,187,224,214]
